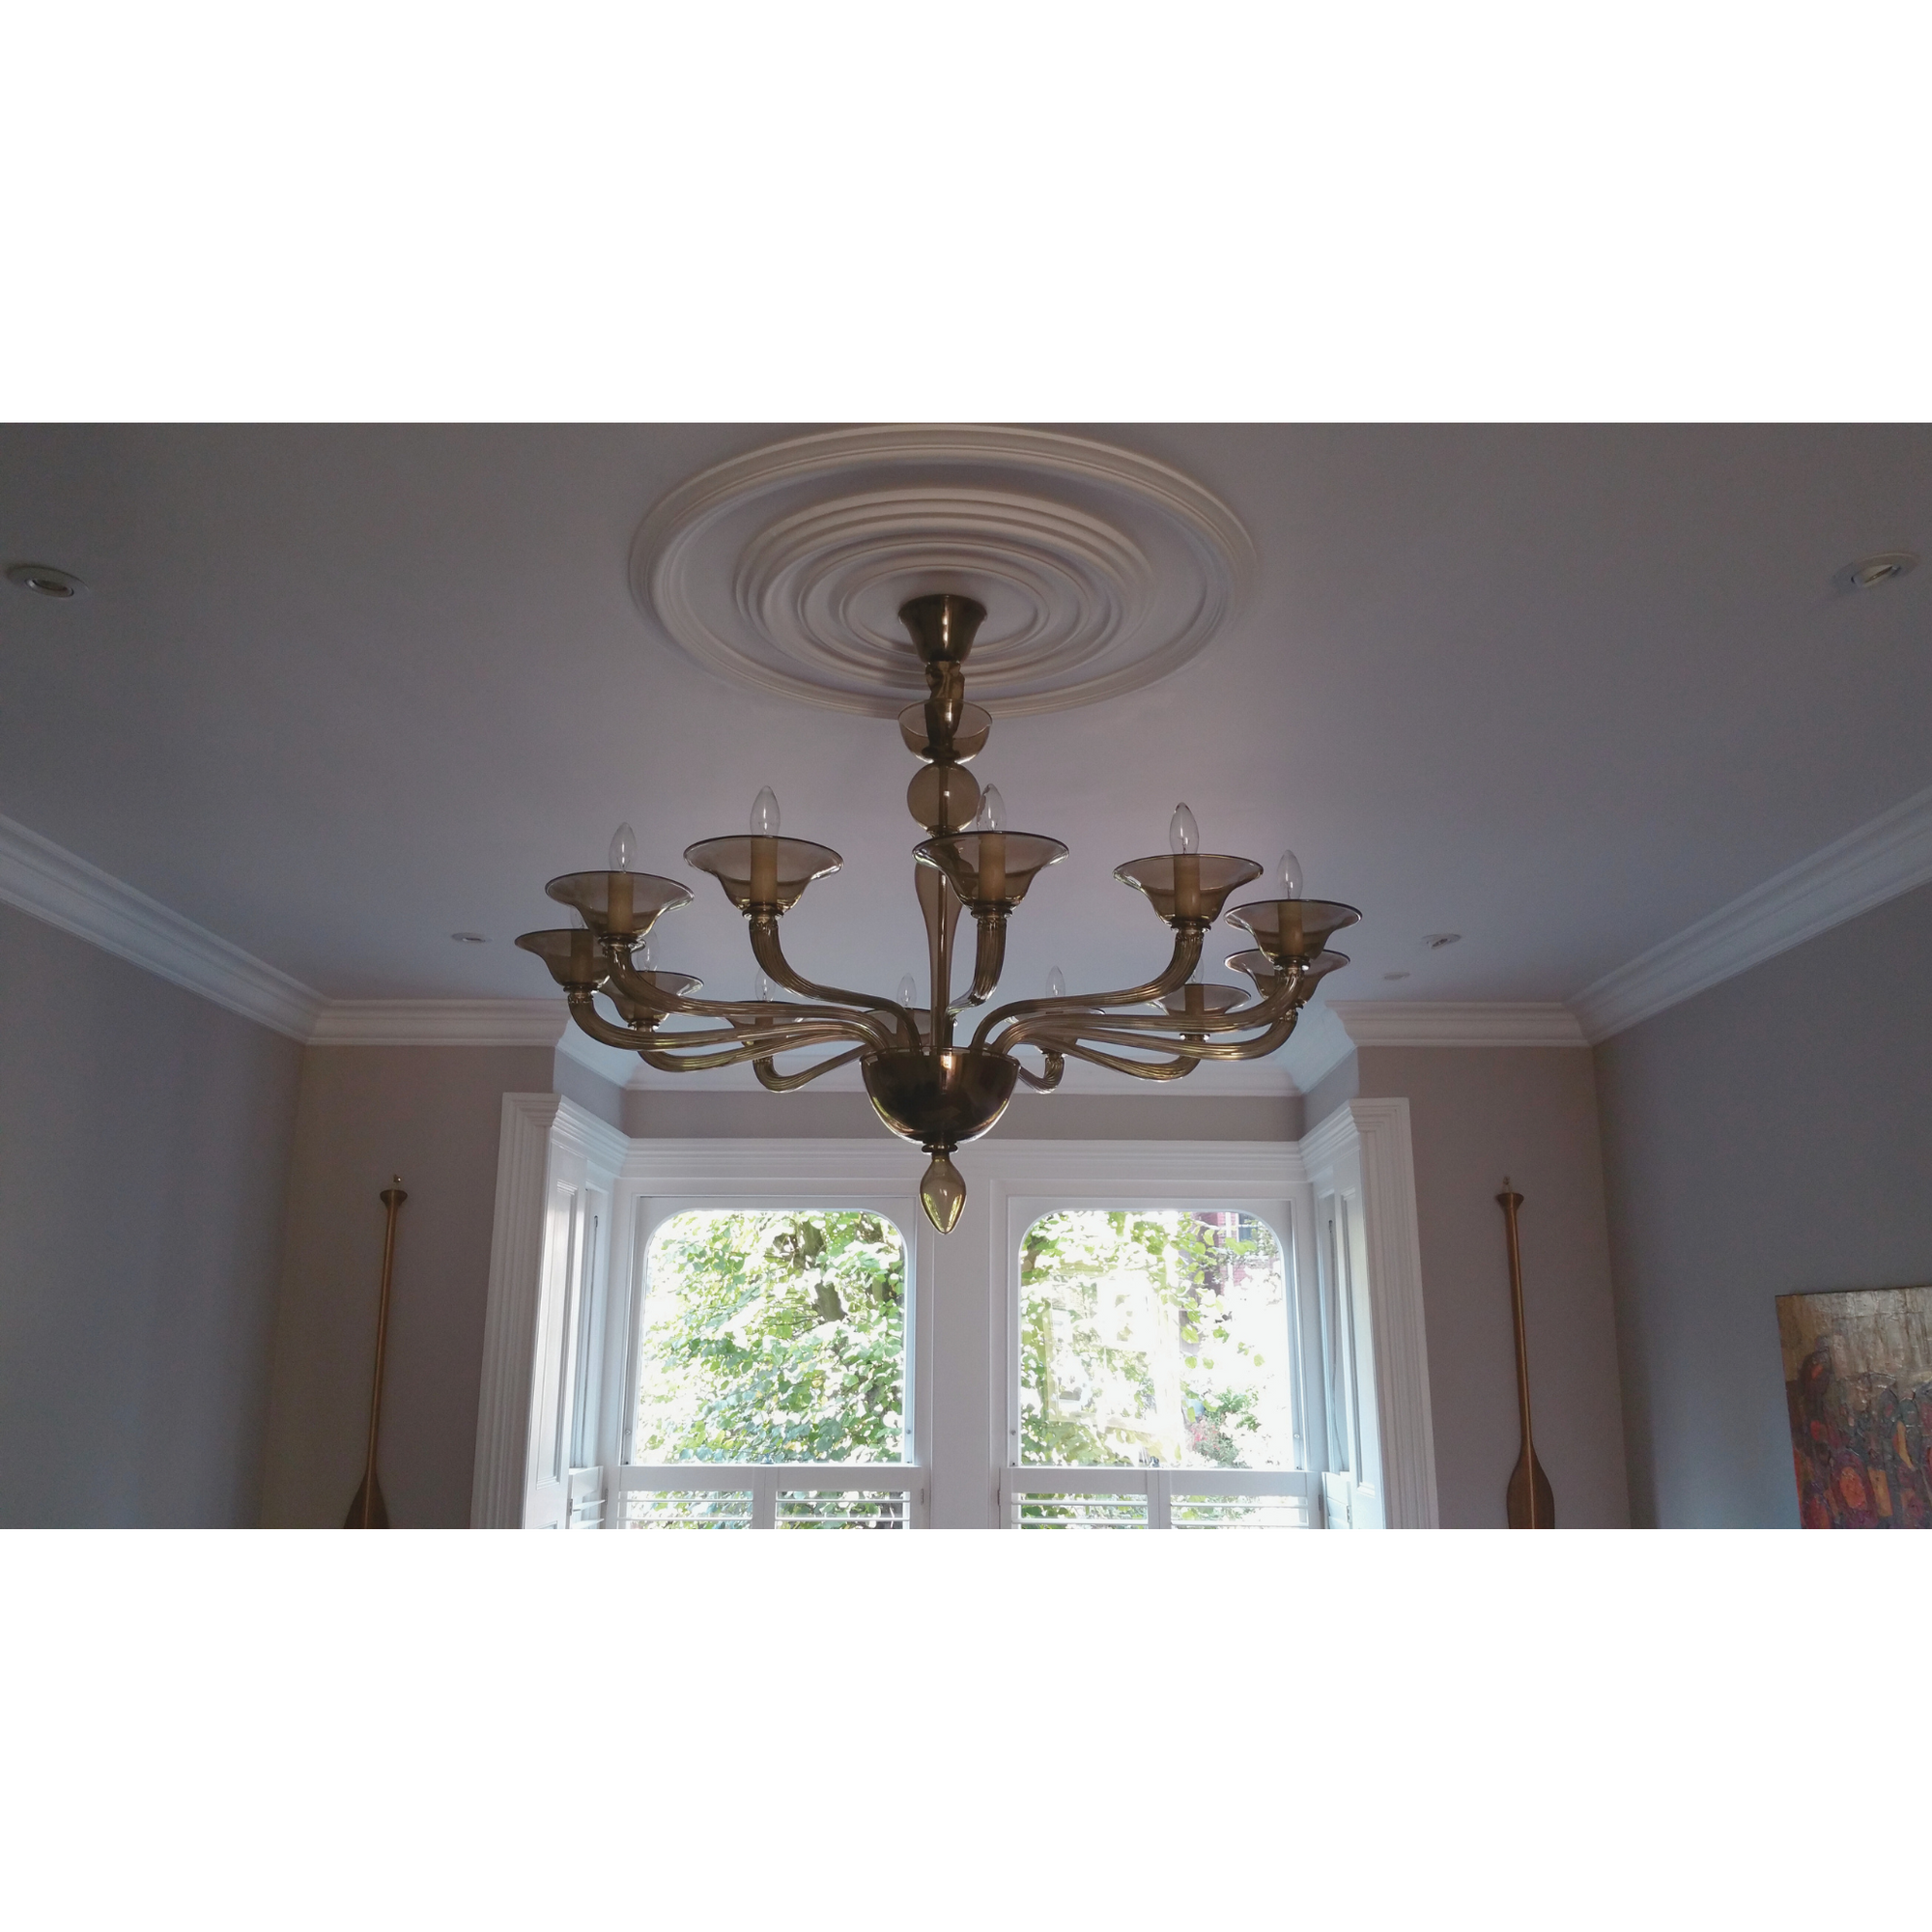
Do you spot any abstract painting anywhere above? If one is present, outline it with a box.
[1779,1286,1932,1528]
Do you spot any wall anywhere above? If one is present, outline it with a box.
[0,900,302,1525]
[1312,1046,1629,1528]
[257,1043,554,1527]
[1594,880,1932,1527]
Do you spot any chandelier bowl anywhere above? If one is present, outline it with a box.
[543,869,693,939]
[914,831,1069,910]
[1226,897,1362,963]
[861,1046,1018,1151]
[1113,852,1264,924]
[683,836,842,910]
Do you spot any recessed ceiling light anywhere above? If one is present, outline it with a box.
[6,561,86,599]
[450,931,487,944]
[1382,970,1410,980]
[1848,552,1918,589]
[1421,932,1461,950]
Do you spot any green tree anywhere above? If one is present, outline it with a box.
[636,1210,905,1463]
[1019,1208,1279,1471]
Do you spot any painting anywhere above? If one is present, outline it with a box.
[1778,1286,1932,1528]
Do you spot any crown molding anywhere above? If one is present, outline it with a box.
[1572,781,1932,1041]
[0,810,323,1039]
[1330,1001,1589,1049]
[308,999,566,1048]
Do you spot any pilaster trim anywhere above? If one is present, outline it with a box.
[470,1094,565,1528]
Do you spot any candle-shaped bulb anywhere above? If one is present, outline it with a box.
[1279,849,1304,898]
[638,937,653,970]
[608,822,636,870]
[1190,950,1208,984]
[1047,966,1066,998]
[750,787,781,837]
[1169,803,1199,854]
[979,785,1006,833]
[896,974,918,1008]
[755,970,774,1002]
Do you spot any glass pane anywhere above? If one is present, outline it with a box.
[776,1490,909,1529]
[636,1210,906,1464]
[1020,1209,1294,1469]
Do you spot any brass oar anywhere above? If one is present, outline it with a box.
[1496,1179,1555,1529]
[345,1177,408,1529]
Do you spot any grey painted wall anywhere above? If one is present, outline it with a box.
[1315,1046,1630,1528]
[258,1043,554,1527]
[1595,880,1932,1527]
[0,901,302,1525]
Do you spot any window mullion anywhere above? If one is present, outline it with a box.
[752,1467,779,1530]
[1150,1468,1171,1530]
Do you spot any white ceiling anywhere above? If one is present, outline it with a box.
[2,424,1928,1045]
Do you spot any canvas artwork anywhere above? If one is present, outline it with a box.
[1778,1286,1932,1528]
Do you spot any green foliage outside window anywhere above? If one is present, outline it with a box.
[636,1209,906,1463]
[1020,1208,1290,1470]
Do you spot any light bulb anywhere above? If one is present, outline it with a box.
[1046,966,1065,998]
[979,785,1006,833]
[896,974,918,1007]
[608,822,636,870]
[639,937,653,970]
[1169,803,1199,854]
[1190,950,1208,984]
[1279,849,1304,898]
[755,971,774,1002]
[750,787,781,837]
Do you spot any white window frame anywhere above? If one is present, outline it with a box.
[472,1098,1435,1529]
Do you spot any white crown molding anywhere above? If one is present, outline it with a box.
[0,810,322,1039]
[308,999,567,1048]
[1572,781,1932,1041]
[1330,1002,1589,1049]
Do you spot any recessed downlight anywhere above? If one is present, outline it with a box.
[6,561,86,599]
[1848,552,1918,589]
[1382,970,1410,980]
[1421,932,1461,951]
[450,931,488,944]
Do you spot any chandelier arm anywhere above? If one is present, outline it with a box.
[637,1025,874,1074]
[567,992,873,1060]
[971,926,1205,1052]
[603,954,900,1053]
[1029,1009,1302,1063]
[962,911,1006,1008]
[747,916,918,1049]
[1026,1038,1202,1082]
[1005,981,1300,1046]
[752,1045,869,1093]
[1011,1049,1065,1093]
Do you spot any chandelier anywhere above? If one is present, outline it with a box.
[517,594,1360,1232]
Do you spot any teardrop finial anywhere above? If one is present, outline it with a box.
[919,1152,966,1234]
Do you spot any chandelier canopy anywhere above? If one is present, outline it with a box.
[519,594,1359,1232]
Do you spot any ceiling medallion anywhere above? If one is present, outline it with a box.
[630,424,1255,717]
[520,593,1360,1233]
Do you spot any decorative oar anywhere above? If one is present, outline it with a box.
[345,1176,408,1529]
[1496,1179,1555,1529]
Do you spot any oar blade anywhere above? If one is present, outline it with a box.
[1506,1448,1556,1529]
[344,1471,390,1529]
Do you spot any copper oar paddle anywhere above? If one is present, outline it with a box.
[345,1176,407,1529]
[1496,1179,1555,1529]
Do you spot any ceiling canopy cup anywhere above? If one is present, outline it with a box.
[630,424,1256,717]
[521,591,1360,1234]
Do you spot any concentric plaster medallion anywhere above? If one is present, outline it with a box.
[630,425,1254,717]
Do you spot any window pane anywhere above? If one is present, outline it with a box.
[776,1490,909,1529]
[636,1210,906,1464]
[1020,1209,1294,1469]
[623,1490,754,1529]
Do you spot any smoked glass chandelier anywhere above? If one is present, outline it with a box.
[518,595,1359,1232]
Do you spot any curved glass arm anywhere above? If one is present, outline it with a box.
[1026,1004,1303,1065]
[972,927,1204,1052]
[603,953,900,1054]
[1031,1039,1200,1082]
[567,991,876,1060]
[753,1044,868,1092]
[749,917,919,1049]
[994,954,1295,1054]
[1012,1049,1065,1093]
[638,1023,873,1074]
